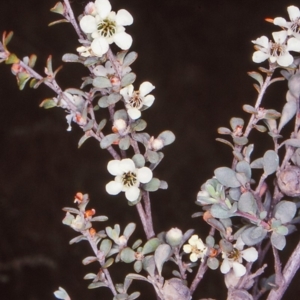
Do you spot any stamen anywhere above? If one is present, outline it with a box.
[98,19,116,38]
[129,91,143,109]
[122,171,137,187]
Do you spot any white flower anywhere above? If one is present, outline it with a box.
[106,158,153,202]
[252,31,300,67]
[80,0,133,56]
[183,234,207,262]
[166,228,183,247]
[120,81,155,120]
[220,237,258,277]
[274,6,300,39]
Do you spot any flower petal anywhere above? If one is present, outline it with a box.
[80,15,97,33]
[139,81,155,97]
[106,181,123,195]
[116,9,133,26]
[272,30,287,44]
[232,262,246,277]
[95,0,111,19]
[143,94,155,107]
[120,158,136,172]
[183,244,192,254]
[91,37,109,57]
[252,51,269,63]
[136,167,153,183]
[190,253,198,262]
[125,186,140,201]
[127,107,141,120]
[288,5,300,21]
[287,37,300,52]
[220,259,231,274]
[241,247,258,262]
[107,160,122,176]
[273,17,287,27]
[252,36,269,48]
[113,32,133,50]
[277,52,293,67]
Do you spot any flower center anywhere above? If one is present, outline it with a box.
[227,248,241,261]
[129,91,143,109]
[97,19,116,38]
[122,171,137,187]
[291,18,300,34]
[271,42,286,57]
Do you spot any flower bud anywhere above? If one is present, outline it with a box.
[113,119,127,133]
[166,228,183,247]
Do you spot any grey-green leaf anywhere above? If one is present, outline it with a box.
[274,200,297,224]
[263,150,279,175]
[93,76,112,88]
[143,178,161,192]
[121,73,136,87]
[214,167,241,188]
[154,244,172,276]
[278,99,297,132]
[271,232,286,250]
[100,133,119,149]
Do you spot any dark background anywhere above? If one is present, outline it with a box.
[0,0,299,299]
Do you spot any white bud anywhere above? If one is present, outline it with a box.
[113,119,127,133]
[166,228,183,247]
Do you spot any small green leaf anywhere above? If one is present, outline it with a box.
[271,232,286,250]
[157,130,176,145]
[48,19,69,27]
[285,138,300,148]
[100,133,119,149]
[263,150,279,175]
[215,138,234,149]
[39,98,57,109]
[120,247,136,263]
[143,178,160,191]
[233,136,248,146]
[132,154,145,168]
[97,119,107,134]
[121,72,136,87]
[93,76,112,89]
[243,104,257,114]
[230,117,244,130]
[78,134,91,148]
[247,71,263,87]
[50,2,65,15]
[119,136,130,150]
[278,99,297,132]
[207,257,219,270]
[241,226,267,246]
[88,282,107,289]
[154,244,171,276]
[100,239,112,256]
[274,201,297,224]
[214,167,241,188]
[142,238,160,255]
[250,157,263,169]
[123,51,138,67]
[5,53,19,64]
[133,260,143,273]
[62,53,80,63]
[131,119,147,131]
[238,192,257,215]
[217,127,232,135]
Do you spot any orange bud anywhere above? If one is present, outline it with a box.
[74,192,83,203]
[209,248,218,258]
[203,210,213,222]
[85,209,96,218]
[89,228,96,236]
[265,18,274,23]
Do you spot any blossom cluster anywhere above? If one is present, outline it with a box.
[252,5,300,66]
